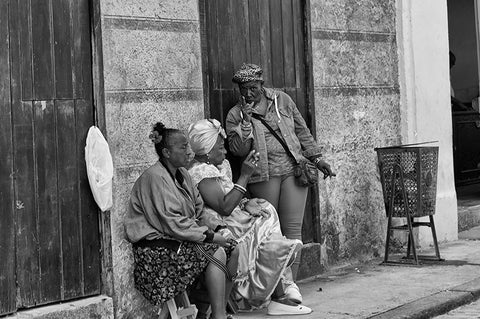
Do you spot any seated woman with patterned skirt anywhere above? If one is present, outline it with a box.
[187,119,312,315]
[124,122,238,319]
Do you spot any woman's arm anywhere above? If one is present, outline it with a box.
[197,151,258,216]
[140,174,209,242]
[289,99,323,158]
[226,106,253,156]
[197,177,247,216]
[286,95,335,177]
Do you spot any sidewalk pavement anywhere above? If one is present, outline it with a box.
[236,227,480,319]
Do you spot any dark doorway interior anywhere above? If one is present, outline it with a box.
[447,0,480,234]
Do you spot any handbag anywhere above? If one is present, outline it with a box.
[251,113,318,187]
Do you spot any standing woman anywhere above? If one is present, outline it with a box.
[124,122,237,319]
[225,63,335,282]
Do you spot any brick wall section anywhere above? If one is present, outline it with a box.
[309,0,401,265]
[99,1,204,317]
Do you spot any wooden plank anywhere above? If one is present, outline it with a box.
[269,0,285,88]
[31,0,54,100]
[90,0,106,132]
[292,0,303,90]
[207,0,219,90]
[0,1,16,314]
[10,0,40,307]
[76,99,100,295]
[230,0,249,71]
[281,0,296,88]
[14,109,41,308]
[218,0,234,89]
[258,0,272,86]
[296,88,307,123]
[221,89,236,124]
[72,0,93,100]
[53,0,73,99]
[18,0,33,100]
[205,0,219,120]
[302,190,314,243]
[247,0,261,65]
[34,100,61,304]
[56,100,82,299]
[210,89,222,124]
[301,0,316,132]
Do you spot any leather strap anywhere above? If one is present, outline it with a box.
[251,113,298,165]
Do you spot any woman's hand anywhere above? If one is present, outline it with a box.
[240,149,260,177]
[213,233,237,248]
[244,198,270,218]
[240,96,254,122]
[315,158,336,179]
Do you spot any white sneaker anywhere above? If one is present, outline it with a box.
[267,301,312,316]
[284,282,303,304]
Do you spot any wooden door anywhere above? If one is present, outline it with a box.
[0,0,101,315]
[200,0,319,243]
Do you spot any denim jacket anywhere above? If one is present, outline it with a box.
[226,88,323,183]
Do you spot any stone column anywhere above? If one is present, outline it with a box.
[396,0,458,244]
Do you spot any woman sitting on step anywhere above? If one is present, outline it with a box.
[124,121,238,319]
[187,119,312,316]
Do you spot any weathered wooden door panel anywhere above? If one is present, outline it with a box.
[0,0,16,315]
[202,0,318,243]
[0,0,101,313]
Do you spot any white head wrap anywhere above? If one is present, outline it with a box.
[188,119,227,156]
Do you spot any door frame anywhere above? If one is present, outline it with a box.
[198,0,322,242]
[90,0,113,298]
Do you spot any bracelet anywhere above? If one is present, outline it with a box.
[313,157,323,165]
[233,183,247,195]
[203,229,214,243]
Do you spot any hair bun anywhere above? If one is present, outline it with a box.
[153,122,166,134]
[150,122,165,144]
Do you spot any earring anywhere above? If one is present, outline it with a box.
[206,153,211,164]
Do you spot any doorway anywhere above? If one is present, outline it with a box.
[199,0,320,244]
[0,0,101,315]
[447,0,480,235]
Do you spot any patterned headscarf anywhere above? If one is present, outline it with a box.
[188,119,226,156]
[232,63,263,84]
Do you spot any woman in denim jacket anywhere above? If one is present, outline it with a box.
[225,63,335,291]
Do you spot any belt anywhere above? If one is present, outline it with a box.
[133,237,183,253]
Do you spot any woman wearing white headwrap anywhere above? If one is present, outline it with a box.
[187,119,312,316]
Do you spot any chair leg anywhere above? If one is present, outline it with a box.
[167,299,180,319]
[429,215,442,260]
[406,218,412,259]
[161,291,198,319]
[405,215,418,264]
[384,210,393,264]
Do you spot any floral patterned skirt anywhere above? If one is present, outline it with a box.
[132,241,220,305]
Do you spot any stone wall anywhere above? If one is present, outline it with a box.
[99,0,204,317]
[310,0,401,265]
[396,0,458,244]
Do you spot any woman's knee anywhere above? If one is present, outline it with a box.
[213,246,227,263]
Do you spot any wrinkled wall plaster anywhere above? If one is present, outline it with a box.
[310,0,401,265]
